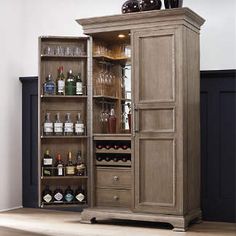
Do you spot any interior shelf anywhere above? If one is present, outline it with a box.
[41,55,87,59]
[93,134,131,141]
[41,176,88,180]
[41,135,88,139]
[41,202,88,208]
[96,148,131,154]
[41,95,88,99]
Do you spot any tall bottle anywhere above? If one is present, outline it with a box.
[75,113,85,136]
[54,154,64,176]
[65,152,75,176]
[43,74,55,95]
[76,73,83,95]
[44,113,53,136]
[42,149,53,176]
[75,184,86,203]
[64,113,74,136]
[64,186,74,203]
[54,113,63,136]
[75,151,86,176]
[56,66,65,95]
[108,108,116,133]
[42,186,53,203]
[65,69,76,95]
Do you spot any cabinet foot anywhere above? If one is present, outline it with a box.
[173,226,188,232]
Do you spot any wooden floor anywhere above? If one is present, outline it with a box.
[0,208,235,236]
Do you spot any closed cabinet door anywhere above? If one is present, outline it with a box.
[132,28,183,214]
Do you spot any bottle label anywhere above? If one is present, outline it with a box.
[54,192,63,202]
[43,194,52,203]
[44,84,55,94]
[58,80,65,93]
[76,82,83,95]
[43,159,53,165]
[57,165,63,176]
[76,193,85,202]
[54,123,63,133]
[44,123,53,133]
[65,193,74,202]
[43,169,51,176]
[76,164,85,174]
[66,166,75,175]
[75,124,84,134]
[64,123,73,133]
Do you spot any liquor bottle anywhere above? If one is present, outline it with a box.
[43,113,53,136]
[108,108,116,133]
[64,186,74,203]
[53,187,64,203]
[76,73,83,95]
[43,74,55,95]
[54,113,63,136]
[42,149,53,176]
[75,151,86,176]
[75,113,85,136]
[42,186,53,203]
[54,154,64,176]
[64,113,74,136]
[56,66,65,95]
[96,156,103,162]
[65,152,75,176]
[75,185,86,203]
[65,70,76,95]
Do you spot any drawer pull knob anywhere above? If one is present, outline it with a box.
[113,176,119,181]
[113,195,119,201]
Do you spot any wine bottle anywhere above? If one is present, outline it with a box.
[75,185,86,203]
[64,186,74,203]
[42,186,53,203]
[55,154,64,176]
[65,152,75,176]
[75,151,86,176]
[56,66,65,95]
[65,70,76,95]
[42,150,53,176]
[53,187,64,203]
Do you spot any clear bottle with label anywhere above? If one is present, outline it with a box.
[56,66,65,95]
[53,187,64,203]
[64,113,74,136]
[54,113,63,136]
[42,149,53,176]
[43,74,55,95]
[64,186,74,203]
[42,185,53,203]
[75,151,86,176]
[75,185,86,203]
[76,73,83,95]
[55,154,64,176]
[44,113,53,136]
[65,70,76,95]
[65,152,75,176]
[75,113,85,136]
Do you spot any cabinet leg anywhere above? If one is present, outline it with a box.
[173,226,188,232]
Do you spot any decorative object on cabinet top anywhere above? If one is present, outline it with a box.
[122,0,140,14]
[139,0,162,11]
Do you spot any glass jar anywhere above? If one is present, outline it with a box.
[122,0,140,14]
[139,0,162,11]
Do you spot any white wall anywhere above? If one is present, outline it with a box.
[0,0,235,211]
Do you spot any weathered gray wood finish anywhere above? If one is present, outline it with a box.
[78,8,205,231]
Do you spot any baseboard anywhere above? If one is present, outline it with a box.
[0,206,23,213]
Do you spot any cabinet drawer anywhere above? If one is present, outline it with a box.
[96,188,131,208]
[96,167,131,188]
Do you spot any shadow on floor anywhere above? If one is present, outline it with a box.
[0,226,51,236]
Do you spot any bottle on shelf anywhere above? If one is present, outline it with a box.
[54,113,63,136]
[42,186,53,203]
[64,113,74,136]
[53,187,64,203]
[43,74,55,95]
[75,150,86,176]
[42,149,53,176]
[43,113,53,136]
[108,108,116,134]
[96,156,103,162]
[75,184,86,203]
[54,154,64,176]
[64,186,74,203]
[65,69,76,95]
[56,66,65,95]
[105,156,111,162]
[76,73,83,95]
[96,143,104,149]
[113,143,120,150]
[75,113,85,136]
[65,152,75,176]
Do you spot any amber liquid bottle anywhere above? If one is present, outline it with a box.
[65,152,75,176]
